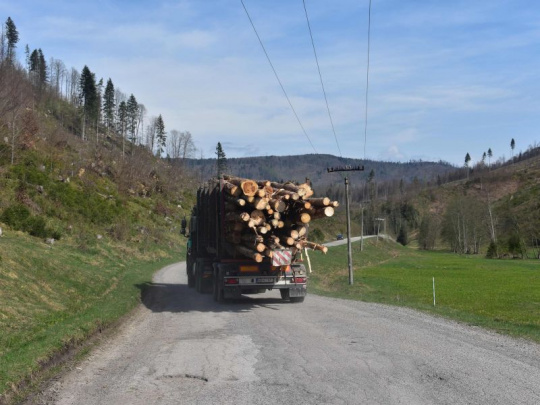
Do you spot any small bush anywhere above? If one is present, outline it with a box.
[486,240,498,259]
[23,216,48,238]
[1,205,61,240]
[1,204,31,229]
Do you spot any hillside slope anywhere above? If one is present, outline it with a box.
[185,154,455,189]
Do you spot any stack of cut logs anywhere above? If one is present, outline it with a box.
[221,175,338,262]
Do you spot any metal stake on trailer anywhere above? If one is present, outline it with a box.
[327,165,364,285]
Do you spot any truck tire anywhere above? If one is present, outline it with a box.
[213,269,225,303]
[290,296,305,303]
[195,263,202,293]
[187,262,195,288]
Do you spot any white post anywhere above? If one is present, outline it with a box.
[432,277,436,306]
[304,248,312,274]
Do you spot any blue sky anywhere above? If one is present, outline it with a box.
[2,0,539,165]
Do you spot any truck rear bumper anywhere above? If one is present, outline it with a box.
[223,284,307,299]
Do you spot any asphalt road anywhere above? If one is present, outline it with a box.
[38,262,540,404]
[324,234,382,247]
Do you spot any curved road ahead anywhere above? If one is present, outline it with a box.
[39,262,539,404]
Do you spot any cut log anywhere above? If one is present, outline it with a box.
[250,210,265,225]
[269,198,286,212]
[225,177,259,197]
[225,211,250,223]
[293,201,312,210]
[331,200,339,207]
[223,181,240,196]
[239,180,258,197]
[303,241,328,253]
[271,182,307,196]
[305,197,330,207]
[236,245,263,262]
[295,212,311,224]
[308,206,334,219]
[255,242,266,253]
[275,189,299,200]
[224,194,246,206]
[280,236,295,246]
[251,197,269,210]
[296,225,308,237]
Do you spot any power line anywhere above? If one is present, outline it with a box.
[240,0,318,154]
[363,0,372,161]
[302,0,342,157]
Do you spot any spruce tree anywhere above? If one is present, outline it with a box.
[5,17,19,62]
[127,94,139,146]
[79,65,98,140]
[103,79,115,135]
[215,142,228,178]
[155,115,166,157]
[510,138,515,161]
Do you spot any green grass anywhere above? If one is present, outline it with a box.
[309,239,540,342]
[0,230,185,403]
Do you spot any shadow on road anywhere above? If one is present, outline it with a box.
[136,282,288,313]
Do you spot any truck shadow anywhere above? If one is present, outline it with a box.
[136,282,287,313]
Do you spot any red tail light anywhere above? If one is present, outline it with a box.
[293,277,306,284]
[225,278,239,285]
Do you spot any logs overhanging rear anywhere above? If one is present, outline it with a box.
[221,175,335,261]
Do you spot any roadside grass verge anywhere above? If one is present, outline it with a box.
[0,231,185,403]
[309,239,540,343]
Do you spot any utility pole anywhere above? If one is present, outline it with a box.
[327,165,364,285]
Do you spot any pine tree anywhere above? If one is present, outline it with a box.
[155,114,166,157]
[215,142,228,178]
[103,78,115,135]
[487,148,493,167]
[5,17,19,62]
[464,152,471,179]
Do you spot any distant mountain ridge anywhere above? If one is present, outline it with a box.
[185,154,455,188]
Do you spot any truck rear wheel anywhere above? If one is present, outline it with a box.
[195,263,202,293]
[187,262,195,288]
[213,268,225,303]
[290,296,305,303]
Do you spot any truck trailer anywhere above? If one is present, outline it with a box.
[186,178,310,303]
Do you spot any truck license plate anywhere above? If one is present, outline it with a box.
[257,277,274,283]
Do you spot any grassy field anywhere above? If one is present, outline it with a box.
[309,238,540,342]
[0,230,185,403]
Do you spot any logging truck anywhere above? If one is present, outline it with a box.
[186,177,334,303]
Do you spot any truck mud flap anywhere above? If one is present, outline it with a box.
[288,285,307,298]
